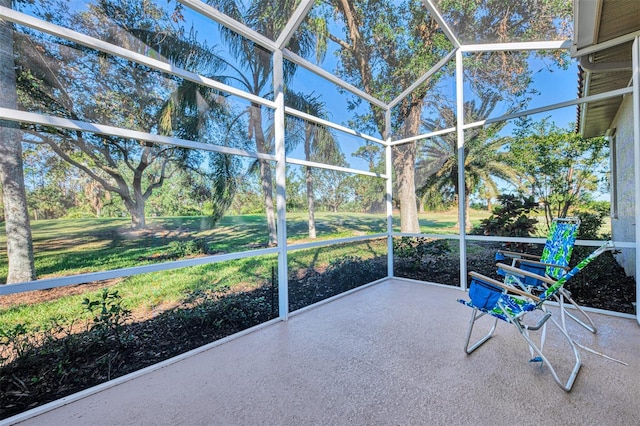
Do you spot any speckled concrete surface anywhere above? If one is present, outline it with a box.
[6,280,640,426]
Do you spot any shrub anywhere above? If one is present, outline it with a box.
[325,255,387,291]
[0,323,30,366]
[82,289,132,347]
[472,194,538,237]
[167,239,209,257]
[574,208,608,239]
[288,255,387,310]
[393,237,450,270]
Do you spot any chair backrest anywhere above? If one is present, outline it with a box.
[541,241,613,301]
[496,217,580,287]
[540,217,580,279]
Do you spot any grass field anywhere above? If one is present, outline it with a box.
[0,210,491,330]
[0,210,495,281]
[7,208,585,332]
[0,211,395,330]
[5,207,622,333]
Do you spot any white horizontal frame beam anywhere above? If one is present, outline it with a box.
[286,157,386,178]
[389,86,633,148]
[393,232,460,240]
[285,106,386,145]
[460,39,572,53]
[393,232,636,248]
[0,6,275,110]
[178,0,276,52]
[463,86,633,130]
[287,233,388,252]
[1,232,392,296]
[0,108,277,161]
[282,49,388,110]
[573,30,640,58]
[389,126,456,146]
[0,247,279,296]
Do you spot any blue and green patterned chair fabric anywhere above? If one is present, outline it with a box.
[540,219,579,279]
[459,241,611,324]
[458,278,534,323]
[496,218,580,288]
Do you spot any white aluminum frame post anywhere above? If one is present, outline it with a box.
[455,48,468,290]
[633,37,640,325]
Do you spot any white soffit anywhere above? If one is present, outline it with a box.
[573,0,601,52]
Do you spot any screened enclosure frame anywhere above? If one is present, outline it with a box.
[0,1,638,324]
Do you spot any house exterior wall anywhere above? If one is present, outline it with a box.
[610,93,636,278]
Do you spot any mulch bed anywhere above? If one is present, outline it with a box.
[394,241,636,314]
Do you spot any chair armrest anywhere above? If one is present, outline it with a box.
[496,250,541,261]
[468,271,541,302]
[496,263,557,287]
[514,258,570,271]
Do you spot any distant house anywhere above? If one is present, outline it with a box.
[574,0,640,278]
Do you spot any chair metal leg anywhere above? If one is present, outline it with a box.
[463,308,499,354]
[558,288,597,334]
[513,311,582,392]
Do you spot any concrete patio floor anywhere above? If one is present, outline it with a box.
[4,279,639,426]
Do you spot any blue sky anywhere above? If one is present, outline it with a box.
[285,52,583,170]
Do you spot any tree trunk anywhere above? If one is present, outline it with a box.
[0,4,37,283]
[333,0,421,233]
[304,126,316,239]
[394,143,420,233]
[128,170,147,229]
[259,159,276,245]
[305,166,316,239]
[395,101,421,233]
[251,104,277,246]
[464,190,472,231]
[130,202,146,229]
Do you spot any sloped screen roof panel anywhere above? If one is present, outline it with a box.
[429,0,573,45]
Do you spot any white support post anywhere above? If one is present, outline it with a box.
[632,37,640,325]
[455,48,468,290]
[385,109,394,277]
[273,50,289,321]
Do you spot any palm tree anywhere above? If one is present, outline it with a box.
[284,91,342,238]
[208,0,318,245]
[416,98,519,230]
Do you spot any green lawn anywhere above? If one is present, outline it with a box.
[0,208,620,341]
[0,210,491,332]
[0,210,494,282]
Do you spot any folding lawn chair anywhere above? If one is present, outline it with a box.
[495,217,597,333]
[458,241,614,392]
